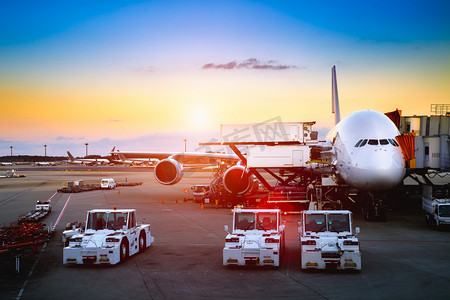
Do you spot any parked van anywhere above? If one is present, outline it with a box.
[101,178,116,189]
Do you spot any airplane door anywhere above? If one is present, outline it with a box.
[292,150,304,167]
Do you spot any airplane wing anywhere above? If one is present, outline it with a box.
[111,150,239,165]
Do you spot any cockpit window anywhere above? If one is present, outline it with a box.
[357,138,399,147]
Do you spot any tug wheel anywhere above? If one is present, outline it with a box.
[139,232,146,253]
[120,239,129,262]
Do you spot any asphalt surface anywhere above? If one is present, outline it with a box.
[1,168,450,299]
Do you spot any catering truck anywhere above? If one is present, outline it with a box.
[223,208,285,267]
[298,210,361,270]
[63,208,153,265]
[423,184,450,230]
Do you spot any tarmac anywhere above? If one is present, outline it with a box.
[1,167,450,299]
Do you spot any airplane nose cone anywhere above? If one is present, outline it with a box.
[348,148,405,190]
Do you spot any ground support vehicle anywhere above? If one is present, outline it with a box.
[223,208,285,267]
[299,210,361,270]
[63,209,153,265]
[423,184,450,229]
[18,201,52,223]
[101,178,116,189]
[191,184,211,203]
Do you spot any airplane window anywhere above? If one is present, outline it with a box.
[393,139,399,147]
[368,139,378,145]
[388,139,395,146]
[360,139,368,147]
[380,139,389,145]
[354,139,363,147]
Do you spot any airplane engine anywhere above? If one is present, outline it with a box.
[223,165,254,195]
[154,158,183,185]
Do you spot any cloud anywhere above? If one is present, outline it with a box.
[202,58,298,70]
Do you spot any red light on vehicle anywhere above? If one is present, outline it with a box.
[301,240,316,245]
[226,237,239,243]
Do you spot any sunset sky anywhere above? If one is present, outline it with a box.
[1,0,449,157]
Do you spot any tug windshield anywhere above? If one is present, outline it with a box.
[256,212,278,230]
[86,212,128,230]
[304,213,350,233]
[235,212,255,230]
[328,214,350,232]
[235,211,278,231]
[439,206,450,218]
[305,214,326,232]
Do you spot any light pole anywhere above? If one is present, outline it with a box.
[44,145,47,160]
[184,139,187,152]
[85,143,89,157]
[10,146,12,157]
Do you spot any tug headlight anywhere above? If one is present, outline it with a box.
[343,240,359,246]
[225,237,239,243]
[265,238,279,243]
[106,237,120,243]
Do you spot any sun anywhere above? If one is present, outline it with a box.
[191,109,207,126]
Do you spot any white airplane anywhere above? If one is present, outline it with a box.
[67,151,110,165]
[34,162,53,166]
[126,66,406,218]
[0,162,13,166]
[325,66,405,191]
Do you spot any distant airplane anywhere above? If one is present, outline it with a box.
[67,151,110,165]
[0,162,13,166]
[34,162,53,166]
[112,153,159,166]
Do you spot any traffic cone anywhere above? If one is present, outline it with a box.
[162,198,164,204]
[201,202,204,210]
[118,189,120,194]
[176,199,178,204]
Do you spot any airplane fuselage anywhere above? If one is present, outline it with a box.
[327,110,405,191]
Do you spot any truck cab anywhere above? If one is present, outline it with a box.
[223,208,285,267]
[191,184,211,203]
[63,208,153,265]
[299,210,361,270]
[423,184,450,229]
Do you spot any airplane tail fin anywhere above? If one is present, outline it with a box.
[67,151,75,161]
[331,66,341,125]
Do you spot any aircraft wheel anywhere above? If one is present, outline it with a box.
[225,200,234,209]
